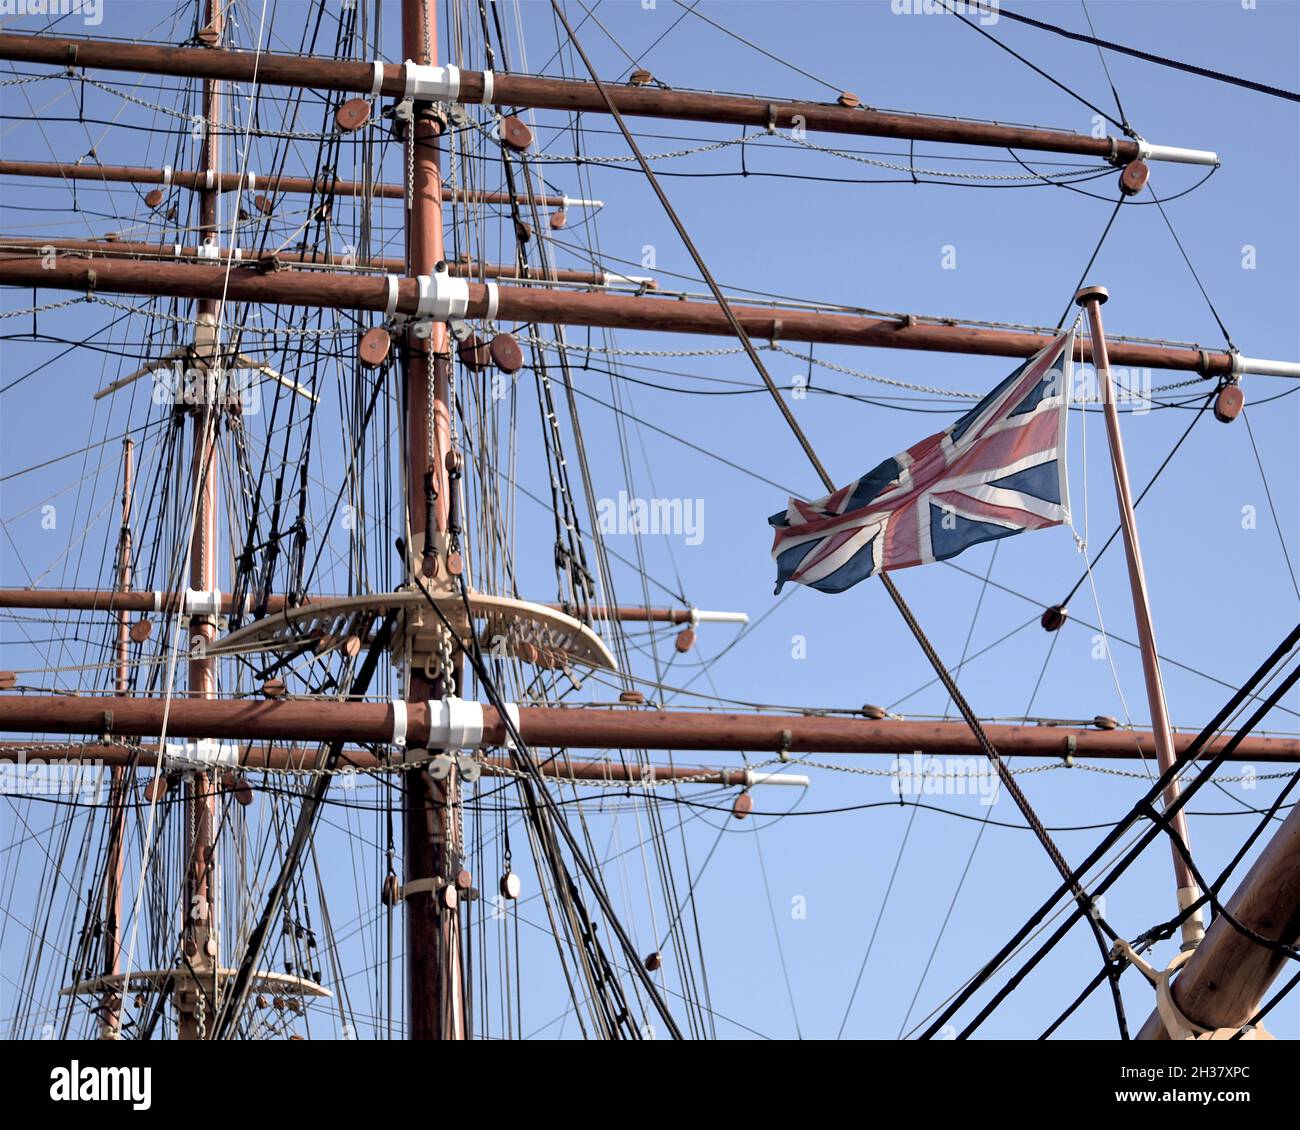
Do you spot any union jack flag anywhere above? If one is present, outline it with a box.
[769,330,1075,594]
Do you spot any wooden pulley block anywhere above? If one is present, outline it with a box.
[144,188,164,209]
[499,872,522,900]
[380,874,401,907]
[142,776,168,802]
[335,97,371,133]
[447,550,463,577]
[252,193,274,216]
[222,771,254,807]
[861,703,887,720]
[489,332,524,374]
[731,792,754,821]
[455,869,473,891]
[1118,159,1149,197]
[499,114,534,153]
[643,951,663,972]
[1093,715,1118,731]
[837,91,861,109]
[255,994,269,1009]
[273,996,285,1011]
[674,627,696,653]
[619,690,645,706]
[1040,604,1069,632]
[549,210,568,231]
[457,331,491,371]
[0,671,16,690]
[358,326,391,370]
[129,618,152,643]
[441,885,459,911]
[629,69,653,86]
[1214,382,1244,423]
[262,677,286,698]
[420,552,439,579]
[513,218,533,244]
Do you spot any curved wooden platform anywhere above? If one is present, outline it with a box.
[215,589,618,673]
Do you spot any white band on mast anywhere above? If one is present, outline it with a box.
[480,70,495,106]
[370,60,385,97]
[403,61,460,102]
[391,700,408,748]
[415,272,469,321]
[426,697,483,750]
[483,281,499,324]
[163,738,237,770]
[383,273,399,318]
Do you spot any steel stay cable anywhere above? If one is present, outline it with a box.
[917,626,1300,1038]
[548,1,1120,965]
[997,3,1300,103]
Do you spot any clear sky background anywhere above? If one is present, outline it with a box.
[1,0,1298,1040]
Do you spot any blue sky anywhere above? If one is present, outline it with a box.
[1,0,1298,1040]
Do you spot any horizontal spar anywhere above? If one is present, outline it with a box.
[0,238,647,288]
[0,742,803,788]
[0,588,737,624]
[0,159,601,210]
[0,695,1294,762]
[0,34,1217,165]
[0,254,1266,375]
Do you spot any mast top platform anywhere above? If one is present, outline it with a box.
[216,590,619,673]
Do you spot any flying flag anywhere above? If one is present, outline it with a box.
[769,330,1075,594]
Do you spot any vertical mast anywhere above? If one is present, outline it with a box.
[179,0,224,1040]
[1075,285,1205,949]
[101,437,133,1039]
[402,0,466,1039]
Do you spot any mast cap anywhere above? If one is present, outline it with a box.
[1074,285,1109,307]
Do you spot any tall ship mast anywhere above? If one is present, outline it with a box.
[0,0,1297,1050]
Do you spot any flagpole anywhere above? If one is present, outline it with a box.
[1075,285,1205,949]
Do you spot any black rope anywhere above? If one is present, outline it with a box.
[998,3,1300,103]
[1055,197,1125,330]
[1148,181,1235,350]
[1057,390,1215,608]
[943,0,1128,133]
[1080,0,1132,132]
[927,637,1300,1039]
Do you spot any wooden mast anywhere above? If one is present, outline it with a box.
[401,0,466,1041]
[1137,798,1300,1038]
[1076,286,1204,949]
[100,437,132,1039]
[177,0,223,1041]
